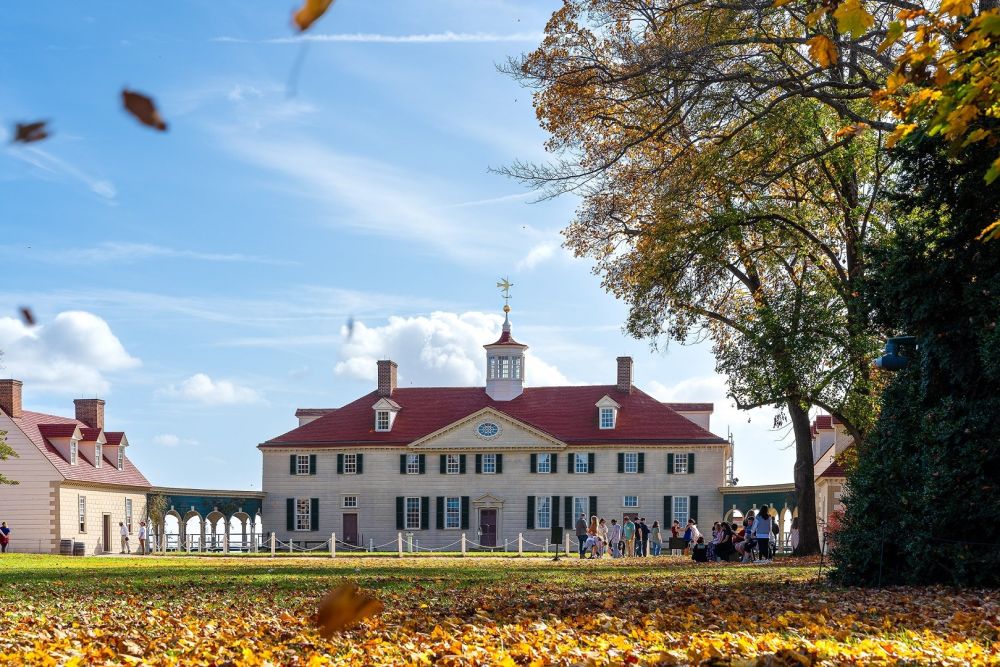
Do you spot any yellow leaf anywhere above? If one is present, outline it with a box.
[885,71,907,93]
[835,123,870,138]
[885,123,917,148]
[807,35,839,66]
[878,21,904,54]
[978,219,1000,240]
[315,582,383,637]
[293,0,335,32]
[940,0,975,17]
[834,0,876,39]
[773,0,795,6]
[806,6,828,27]
[962,128,989,146]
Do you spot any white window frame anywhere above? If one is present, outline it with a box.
[343,453,358,475]
[70,440,78,466]
[512,356,522,380]
[536,453,551,474]
[446,454,460,475]
[624,495,638,508]
[125,498,133,533]
[481,454,496,474]
[536,496,551,529]
[296,454,310,475]
[406,454,421,475]
[295,498,311,531]
[375,410,390,431]
[94,442,102,468]
[117,447,124,471]
[673,496,689,527]
[499,356,511,379]
[404,497,421,530]
[623,452,638,474]
[574,496,588,521]
[574,453,589,474]
[343,495,358,508]
[674,453,689,475]
[488,356,498,379]
[599,406,616,429]
[78,495,86,533]
[445,496,461,529]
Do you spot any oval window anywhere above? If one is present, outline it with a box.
[476,422,501,439]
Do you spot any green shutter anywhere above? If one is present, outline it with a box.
[667,453,675,474]
[567,453,575,474]
[551,495,560,528]
[688,452,695,474]
[690,496,698,523]
[419,454,426,474]
[496,454,503,474]
[588,452,595,473]
[310,498,319,531]
[551,454,557,474]
[356,454,364,475]
[309,454,317,475]
[530,453,537,473]
[617,452,625,473]
[527,496,535,529]
[290,455,297,475]
[664,495,672,526]
[440,455,446,474]
[436,497,444,529]
[475,454,482,474]
[459,455,467,474]
[400,454,407,474]
[637,453,645,473]
[461,496,470,530]
[589,496,597,518]
[564,496,573,528]
[396,497,404,530]
[337,453,344,474]
[286,498,294,530]
[421,497,429,530]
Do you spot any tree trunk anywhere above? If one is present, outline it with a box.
[788,399,821,555]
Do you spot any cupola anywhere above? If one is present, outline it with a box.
[484,278,527,401]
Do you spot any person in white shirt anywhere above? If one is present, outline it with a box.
[753,505,774,562]
[137,521,148,555]
[606,519,623,558]
[119,522,130,554]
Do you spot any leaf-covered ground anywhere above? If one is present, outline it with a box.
[0,554,996,665]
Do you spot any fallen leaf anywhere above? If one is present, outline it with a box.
[315,582,383,636]
[19,307,36,326]
[122,89,168,131]
[807,35,839,66]
[13,121,49,144]
[293,0,335,32]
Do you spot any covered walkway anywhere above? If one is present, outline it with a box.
[148,486,265,552]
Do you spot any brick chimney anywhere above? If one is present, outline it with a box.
[616,357,633,394]
[377,360,397,397]
[0,379,23,418]
[74,398,105,429]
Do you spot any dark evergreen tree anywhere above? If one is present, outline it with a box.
[831,136,1000,586]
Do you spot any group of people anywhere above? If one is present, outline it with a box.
[119,521,149,555]
[692,506,800,564]
[573,513,703,559]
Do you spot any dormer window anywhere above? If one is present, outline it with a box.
[94,442,102,468]
[376,410,390,431]
[372,397,401,432]
[600,407,616,429]
[117,447,124,471]
[70,439,78,465]
[596,395,621,430]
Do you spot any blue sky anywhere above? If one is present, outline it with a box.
[0,0,795,489]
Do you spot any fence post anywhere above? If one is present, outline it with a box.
[223,531,229,555]
[461,533,467,557]
[565,532,570,556]
[369,538,374,553]
[504,538,508,553]
[396,532,402,558]
[518,533,523,556]
[270,532,275,557]
[289,538,294,554]
[544,537,549,553]
[331,533,336,558]
[407,533,413,553]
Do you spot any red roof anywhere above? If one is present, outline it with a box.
[485,329,525,347]
[104,432,126,446]
[814,415,833,430]
[263,385,727,447]
[663,402,713,411]
[13,410,151,488]
[80,427,104,442]
[819,460,848,478]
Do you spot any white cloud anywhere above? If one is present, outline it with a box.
[335,311,571,387]
[516,242,557,271]
[10,241,294,266]
[159,373,264,405]
[0,311,140,394]
[213,32,544,45]
[6,145,117,201]
[152,433,197,447]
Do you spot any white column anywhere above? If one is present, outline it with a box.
[223,517,230,555]
[331,533,336,558]
[397,532,403,558]
[518,533,523,556]
[461,533,467,557]
[270,531,275,557]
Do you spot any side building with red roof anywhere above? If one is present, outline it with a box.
[0,379,151,554]
[259,311,733,550]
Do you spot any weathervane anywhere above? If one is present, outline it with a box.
[496,277,514,313]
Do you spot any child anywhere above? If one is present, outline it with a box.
[692,536,708,562]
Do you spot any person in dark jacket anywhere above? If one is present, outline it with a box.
[575,513,588,559]
[637,518,651,557]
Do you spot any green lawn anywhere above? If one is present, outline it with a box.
[0,554,995,665]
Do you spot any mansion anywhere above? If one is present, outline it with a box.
[260,310,734,549]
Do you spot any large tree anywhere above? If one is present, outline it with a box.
[506,0,901,553]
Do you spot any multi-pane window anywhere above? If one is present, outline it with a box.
[295,498,311,531]
[406,454,421,475]
[574,453,589,474]
[405,497,421,530]
[125,498,133,532]
[499,357,511,379]
[489,357,498,379]
[375,410,390,431]
[574,497,588,521]
[343,496,358,508]
[512,357,522,379]
[343,453,358,474]
[296,454,310,475]
[70,440,78,465]
[623,452,638,473]
[481,454,496,474]
[117,447,124,471]
[536,453,551,473]
[445,497,461,529]
[674,454,689,474]
[599,407,615,429]
[94,442,102,468]
[536,496,551,529]
[624,496,638,508]
[446,454,460,475]
[78,495,86,532]
[673,496,689,527]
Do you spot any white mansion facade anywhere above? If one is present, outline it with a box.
[260,311,733,549]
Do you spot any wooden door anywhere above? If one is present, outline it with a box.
[479,509,497,547]
[343,513,359,546]
[102,514,112,554]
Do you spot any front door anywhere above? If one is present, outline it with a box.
[102,514,112,554]
[343,513,359,546]
[479,509,497,547]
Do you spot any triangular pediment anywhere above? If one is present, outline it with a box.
[474,493,505,505]
[595,395,621,409]
[371,397,402,411]
[408,407,567,451]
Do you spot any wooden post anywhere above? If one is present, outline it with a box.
[544,537,549,553]
[565,532,570,556]
[331,533,336,558]
[270,532,275,557]
[397,532,403,558]
[289,538,294,554]
[518,533,523,556]
[461,533,467,557]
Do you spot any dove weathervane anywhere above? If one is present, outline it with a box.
[496,277,514,313]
